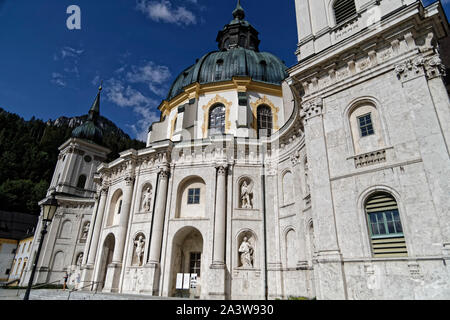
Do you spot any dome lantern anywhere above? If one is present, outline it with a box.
[71,85,104,145]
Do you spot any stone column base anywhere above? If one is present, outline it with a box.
[207,264,227,300]
[315,251,346,300]
[142,262,160,296]
[80,264,94,290]
[102,263,122,293]
[267,263,283,300]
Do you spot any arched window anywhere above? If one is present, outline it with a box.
[257,105,273,138]
[76,175,87,189]
[333,0,357,25]
[365,192,407,257]
[208,104,226,135]
[348,101,385,156]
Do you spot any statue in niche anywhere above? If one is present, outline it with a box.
[304,160,310,195]
[81,222,90,239]
[76,253,83,267]
[239,237,254,268]
[240,180,254,209]
[141,187,152,212]
[134,235,145,266]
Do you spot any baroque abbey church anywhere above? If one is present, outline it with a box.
[21,0,450,299]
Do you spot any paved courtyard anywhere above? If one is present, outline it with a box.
[0,288,191,300]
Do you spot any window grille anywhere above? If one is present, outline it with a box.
[333,0,357,25]
[366,192,407,257]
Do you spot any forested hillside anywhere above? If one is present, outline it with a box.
[0,108,146,214]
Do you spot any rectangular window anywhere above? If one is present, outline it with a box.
[358,113,375,137]
[188,188,201,204]
[369,209,403,239]
[189,252,201,277]
[5,269,10,275]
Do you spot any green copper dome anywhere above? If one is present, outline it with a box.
[167,49,288,101]
[166,1,288,101]
[72,86,104,145]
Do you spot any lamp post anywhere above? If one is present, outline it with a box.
[23,193,58,300]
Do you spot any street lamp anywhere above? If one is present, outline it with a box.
[23,192,58,300]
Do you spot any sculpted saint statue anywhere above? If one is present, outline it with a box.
[304,162,310,195]
[134,236,145,266]
[81,223,90,239]
[77,253,83,267]
[241,180,253,209]
[239,237,254,268]
[142,188,152,212]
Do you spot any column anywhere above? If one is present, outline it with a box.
[112,176,135,263]
[81,187,108,285]
[302,98,346,300]
[208,164,228,299]
[212,165,227,265]
[102,175,134,293]
[144,166,170,295]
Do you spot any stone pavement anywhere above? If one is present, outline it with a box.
[0,289,192,300]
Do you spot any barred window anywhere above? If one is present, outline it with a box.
[209,104,226,135]
[257,105,273,138]
[333,0,357,25]
[365,192,407,257]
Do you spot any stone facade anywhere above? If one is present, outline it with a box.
[22,0,450,299]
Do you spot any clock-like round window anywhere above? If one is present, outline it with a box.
[84,155,92,163]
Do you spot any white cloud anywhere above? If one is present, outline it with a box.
[105,78,160,141]
[126,61,171,96]
[51,46,84,87]
[136,0,197,26]
[51,73,67,87]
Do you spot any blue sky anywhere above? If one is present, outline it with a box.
[0,0,448,141]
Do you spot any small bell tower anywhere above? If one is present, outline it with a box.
[48,85,111,199]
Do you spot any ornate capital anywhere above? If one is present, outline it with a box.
[124,175,135,186]
[395,54,446,82]
[216,165,228,176]
[395,56,425,81]
[300,98,323,121]
[424,55,446,80]
[290,149,301,166]
[159,166,170,180]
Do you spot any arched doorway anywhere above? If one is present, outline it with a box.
[169,227,204,298]
[97,233,115,291]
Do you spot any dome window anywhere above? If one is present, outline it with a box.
[260,60,268,82]
[215,59,224,81]
[239,35,247,48]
